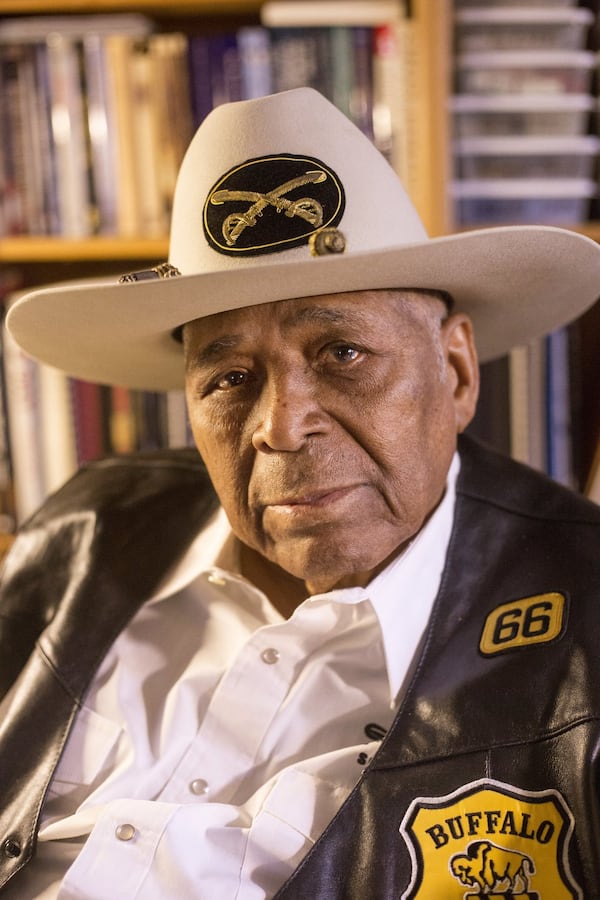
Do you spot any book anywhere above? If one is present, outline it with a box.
[71,378,107,464]
[187,30,244,124]
[0,280,19,533]
[545,328,574,488]
[165,390,192,448]
[32,43,61,235]
[187,35,213,128]
[372,22,406,171]
[2,328,46,523]
[261,1,404,28]
[104,34,141,236]
[44,31,93,236]
[270,27,326,95]
[134,390,168,451]
[209,32,244,109]
[0,14,152,43]
[150,33,193,220]
[81,33,119,234]
[238,26,273,99]
[109,385,137,454]
[0,45,31,234]
[128,37,166,236]
[350,26,375,141]
[37,363,78,496]
[508,340,547,474]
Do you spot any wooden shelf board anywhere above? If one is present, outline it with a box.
[0,0,263,13]
[0,236,169,264]
[1,223,599,265]
[568,222,600,244]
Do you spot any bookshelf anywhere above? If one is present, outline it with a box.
[0,0,449,256]
[0,0,454,527]
[0,0,598,525]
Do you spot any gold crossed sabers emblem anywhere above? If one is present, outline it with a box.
[210,170,327,246]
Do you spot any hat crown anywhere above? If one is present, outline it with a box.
[169,88,428,275]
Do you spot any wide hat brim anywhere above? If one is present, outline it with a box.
[7,223,599,391]
[6,87,600,390]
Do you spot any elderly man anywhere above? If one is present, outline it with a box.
[1,88,599,898]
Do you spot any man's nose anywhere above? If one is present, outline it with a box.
[251,374,328,453]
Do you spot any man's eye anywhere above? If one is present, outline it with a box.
[216,370,248,390]
[331,345,361,363]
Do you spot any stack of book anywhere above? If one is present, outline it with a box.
[0,14,193,238]
[0,8,404,240]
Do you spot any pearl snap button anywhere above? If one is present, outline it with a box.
[190,778,209,795]
[115,823,136,842]
[261,647,280,665]
[207,572,226,586]
[2,838,21,858]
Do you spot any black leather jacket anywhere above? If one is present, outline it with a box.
[1,436,599,897]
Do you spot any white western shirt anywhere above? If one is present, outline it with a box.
[8,455,459,899]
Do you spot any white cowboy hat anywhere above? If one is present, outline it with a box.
[7,87,600,390]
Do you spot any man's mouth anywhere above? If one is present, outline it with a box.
[262,484,364,515]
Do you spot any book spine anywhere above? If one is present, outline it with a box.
[372,23,405,170]
[545,328,574,488]
[45,32,94,236]
[187,35,213,129]
[37,364,78,495]
[109,385,137,454]
[0,295,18,533]
[150,33,193,221]
[129,38,166,236]
[165,390,192,448]
[104,34,140,236]
[2,328,46,523]
[0,47,28,234]
[33,42,61,235]
[209,32,243,108]
[71,378,106,464]
[237,26,273,99]
[82,33,119,234]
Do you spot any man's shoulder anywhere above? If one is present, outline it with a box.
[0,448,219,700]
[7,445,220,589]
[457,434,600,526]
[27,446,216,525]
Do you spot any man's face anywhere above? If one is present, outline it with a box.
[184,290,478,595]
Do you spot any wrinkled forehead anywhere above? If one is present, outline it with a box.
[182,288,451,345]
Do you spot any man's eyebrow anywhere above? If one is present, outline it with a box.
[187,334,243,368]
[281,305,367,328]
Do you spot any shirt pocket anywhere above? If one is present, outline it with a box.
[47,704,123,800]
[240,762,358,898]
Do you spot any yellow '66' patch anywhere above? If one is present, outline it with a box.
[399,779,582,899]
[479,592,566,656]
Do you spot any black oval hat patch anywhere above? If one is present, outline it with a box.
[203,154,345,257]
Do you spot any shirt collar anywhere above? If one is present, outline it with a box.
[151,454,459,703]
[366,452,459,701]
[150,506,235,603]
[305,453,459,703]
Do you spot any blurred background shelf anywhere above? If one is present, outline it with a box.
[0,1,264,15]
[0,236,169,262]
[0,0,598,528]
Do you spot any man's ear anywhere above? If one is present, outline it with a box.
[441,313,480,434]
